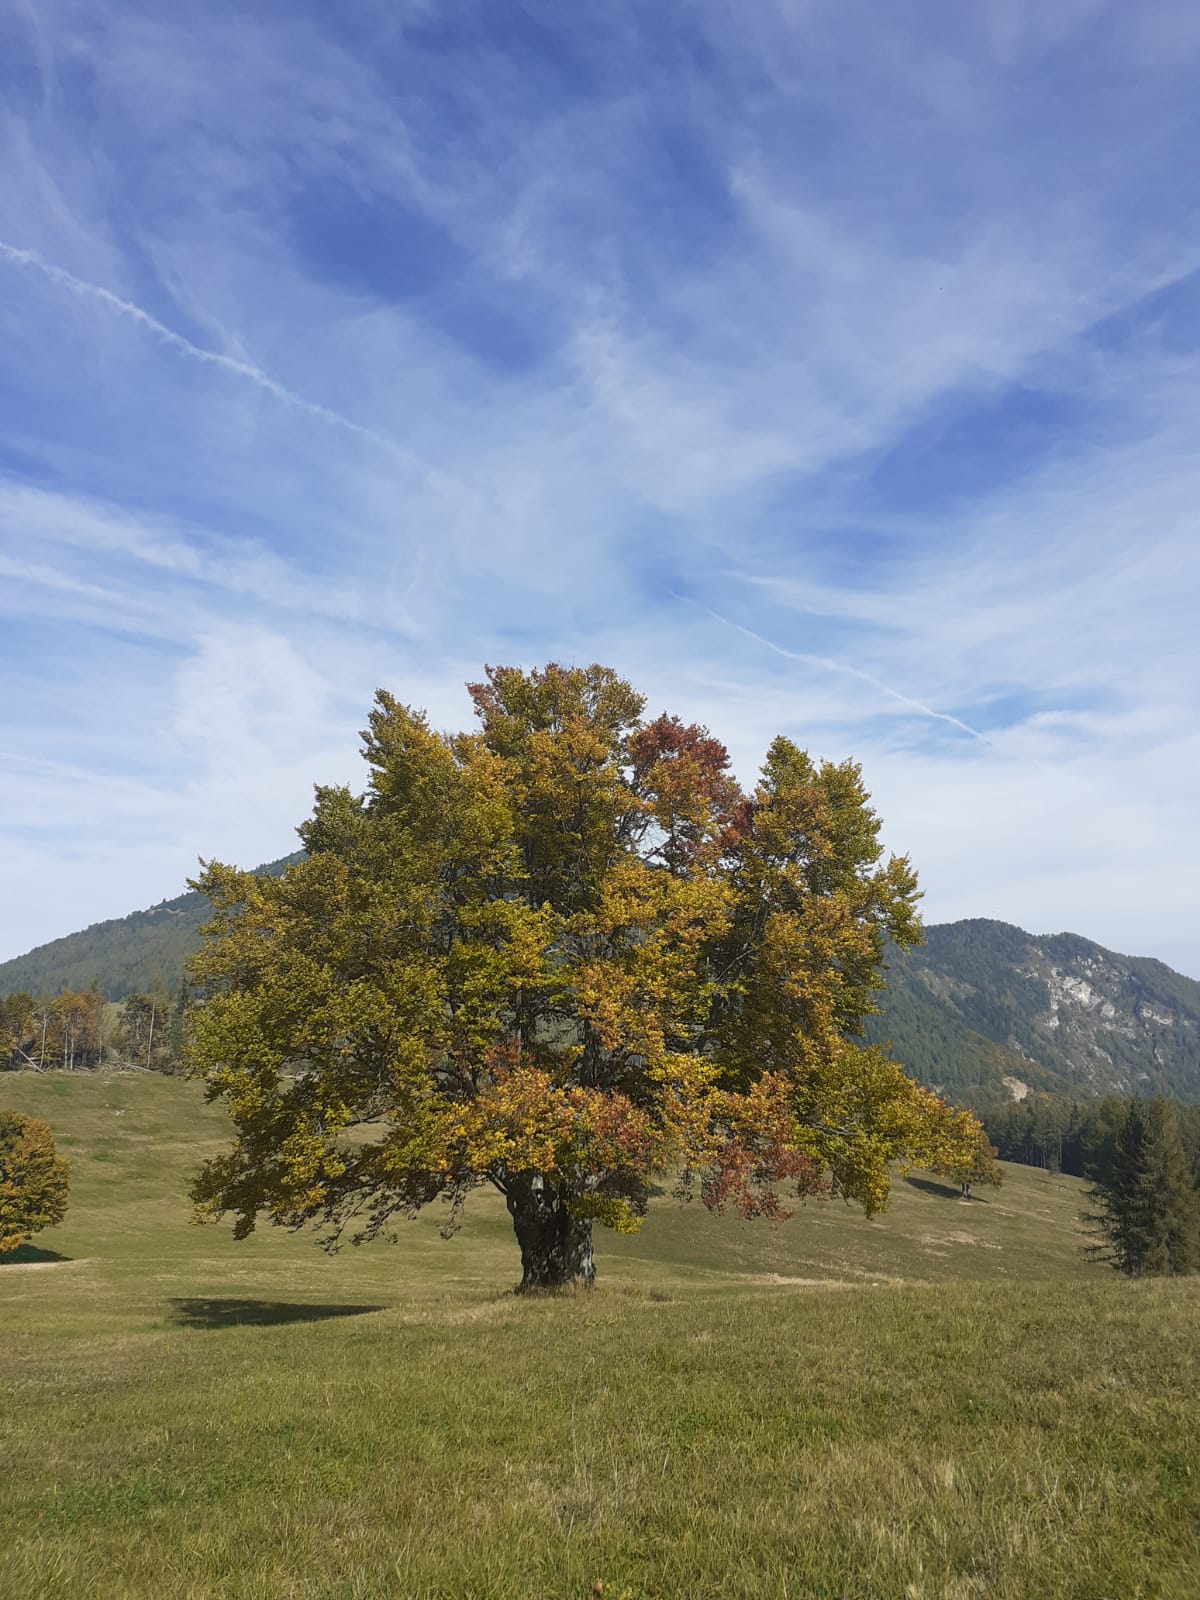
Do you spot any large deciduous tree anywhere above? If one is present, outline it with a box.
[188,664,983,1289]
[0,1110,70,1255]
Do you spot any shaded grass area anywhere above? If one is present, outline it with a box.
[168,1297,387,1329]
[903,1175,967,1200]
[0,1242,72,1265]
[2,1071,1198,1599]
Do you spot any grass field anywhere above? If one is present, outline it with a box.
[2,1070,1198,1599]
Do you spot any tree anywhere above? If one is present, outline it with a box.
[935,1127,1004,1198]
[115,986,185,1071]
[0,993,37,1070]
[1088,1098,1200,1276]
[0,1110,70,1255]
[1137,1098,1200,1275]
[187,663,984,1290]
[49,988,106,1071]
[116,993,158,1067]
[166,980,193,1074]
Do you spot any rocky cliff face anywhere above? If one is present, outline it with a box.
[874,920,1200,1103]
[1009,934,1200,1091]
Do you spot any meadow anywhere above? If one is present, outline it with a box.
[2,1070,1198,1599]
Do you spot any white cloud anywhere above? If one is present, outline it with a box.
[0,0,1198,980]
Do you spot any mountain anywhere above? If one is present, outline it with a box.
[865,920,1200,1104]
[0,855,302,1000]
[4,877,1199,1105]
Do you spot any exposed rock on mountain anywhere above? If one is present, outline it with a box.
[867,920,1200,1104]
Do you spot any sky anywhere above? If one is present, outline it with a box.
[1,0,1199,976]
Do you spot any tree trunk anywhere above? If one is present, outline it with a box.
[505,1175,595,1292]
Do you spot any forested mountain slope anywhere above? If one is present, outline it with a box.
[865,920,1200,1104]
[0,855,301,999]
[862,978,1071,1105]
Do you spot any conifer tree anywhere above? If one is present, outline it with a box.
[1088,1098,1149,1275]
[1088,1097,1200,1275]
[1139,1098,1200,1275]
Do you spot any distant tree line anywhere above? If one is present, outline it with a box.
[981,1093,1200,1179]
[982,1092,1200,1277]
[0,986,190,1074]
[0,989,106,1071]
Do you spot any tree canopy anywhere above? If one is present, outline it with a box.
[188,663,985,1289]
[0,1110,70,1256]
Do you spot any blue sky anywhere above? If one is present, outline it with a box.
[2,0,1199,975]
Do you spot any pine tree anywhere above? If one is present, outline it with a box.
[166,980,191,1074]
[1088,1097,1200,1275]
[1087,1099,1147,1274]
[1139,1098,1200,1275]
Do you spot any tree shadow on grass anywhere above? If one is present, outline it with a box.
[904,1176,983,1201]
[168,1298,386,1330]
[1,1244,73,1265]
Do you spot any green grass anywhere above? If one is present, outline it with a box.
[2,1070,1198,1599]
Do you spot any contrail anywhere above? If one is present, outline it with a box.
[683,594,994,747]
[0,240,427,472]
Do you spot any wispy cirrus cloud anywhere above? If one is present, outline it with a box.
[1,0,1199,972]
[0,241,441,480]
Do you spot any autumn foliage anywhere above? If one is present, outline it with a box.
[188,663,985,1288]
[0,1110,70,1256]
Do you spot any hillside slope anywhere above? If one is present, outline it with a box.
[0,1067,1103,1288]
[868,919,1200,1103]
[0,854,302,999]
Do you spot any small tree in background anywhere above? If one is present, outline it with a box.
[187,663,984,1290]
[114,987,188,1072]
[166,980,193,1074]
[1088,1097,1200,1276]
[935,1128,1004,1199]
[0,1110,70,1255]
[112,985,191,1073]
[0,993,38,1070]
[116,993,159,1067]
[48,989,105,1071]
